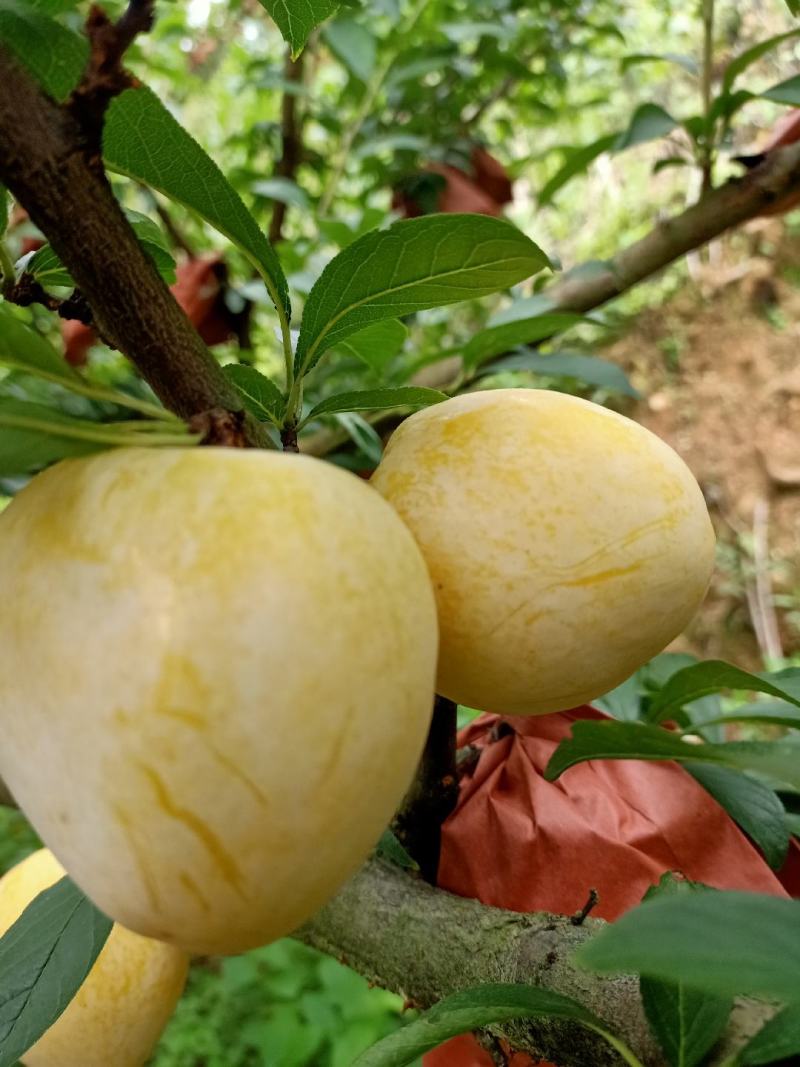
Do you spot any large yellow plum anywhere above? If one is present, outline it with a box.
[372,389,714,715]
[0,448,437,954]
[0,849,188,1067]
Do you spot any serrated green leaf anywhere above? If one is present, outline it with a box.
[538,134,618,206]
[0,1,88,102]
[577,891,800,1004]
[685,763,789,870]
[295,215,550,376]
[0,876,112,1067]
[334,319,408,373]
[104,88,289,319]
[222,365,283,423]
[352,984,640,1067]
[477,350,640,398]
[740,1005,800,1064]
[639,875,732,1067]
[614,104,678,152]
[306,387,446,421]
[543,719,800,791]
[647,662,800,725]
[722,29,800,93]
[256,0,341,58]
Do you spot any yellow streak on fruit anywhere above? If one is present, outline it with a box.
[0,850,187,1067]
[0,448,437,954]
[372,388,715,716]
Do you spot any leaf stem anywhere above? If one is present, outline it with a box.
[0,356,182,421]
[0,412,200,448]
[700,0,716,194]
[0,240,16,294]
[592,1028,646,1067]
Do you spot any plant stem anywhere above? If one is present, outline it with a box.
[700,0,716,195]
[0,239,16,293]
[317,0,427,218]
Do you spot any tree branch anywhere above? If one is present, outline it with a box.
[296,858,774,1066]
[392,695,459,883]
[269,48,305,245]
[0,45,269,446]
[414,142,800,391]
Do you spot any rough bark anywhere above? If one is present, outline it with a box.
[0,46,269,445]
[296,857,772,1066]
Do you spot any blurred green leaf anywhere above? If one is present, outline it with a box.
[760,74,800,106]
[334,320,408,373]
[639,874,732,1067]
[324,17,376,82]
[740,1005,800,1064]
[722,29,800,93]
[684,763,789,870]
[295,215,550,376]
[463,312,586,368]
[306,387,446,420]
[252,178,310,209]
[0,877,112,1067]
[647,662,800,725]
[538,134,618,205]
[577,891,800,1004]
[478,349,640,397]
[376,831,419,871]
[613,103,677,151]
[620,53,698,76]
[544,719,800,791]
[334,412,383,465]
[0,305,77,382]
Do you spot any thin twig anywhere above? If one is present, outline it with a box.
[269,49,305,244]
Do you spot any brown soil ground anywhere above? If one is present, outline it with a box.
[605,220,800,669]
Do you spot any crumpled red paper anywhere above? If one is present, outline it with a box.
[423,706,800,1067]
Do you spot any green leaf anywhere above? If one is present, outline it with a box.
[251,178,310,210]
[104,88,290,320]
[639,875,732,1067]
[785,0,800,15]
[0,185,8,238]
[787,812,800,837]
[0,401,100,477]
[0,876,112,1067]
[0,1,88,102]
[760,74,800,106]
[684,763,789,870]
[683,700,800,732]
[376,831,419,872]
[222,365,284,424]
[324,16,376,82]
[722,29,800,93]
[614,104,678,152]
[295,215,550,376]
[306,387,447,421]
[335,412,383,466]
[351,984,641,1067]
[256,0,341,58]
[0,7,290,322]
[26,211,176,289]
[463,312,586,368]
[576,891,800,1004]
[477,350,640,398]
[621,53,699,76]
[334,320,408,373]
[0,304,77,382]
[538,134,618,206]
[647,662,800,725]
[740,1005,800,1064]
[543,720,800,791]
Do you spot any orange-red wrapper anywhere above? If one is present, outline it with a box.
[424,706,800,1067]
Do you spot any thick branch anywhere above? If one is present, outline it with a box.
[415,142,800,390]
[0,46,268,445]
[392,695,459,883]
[297,857,773,1066]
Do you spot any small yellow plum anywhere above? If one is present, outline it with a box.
[0,849,188,1067]
[0,448,437,954]
[372,389,715,715]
